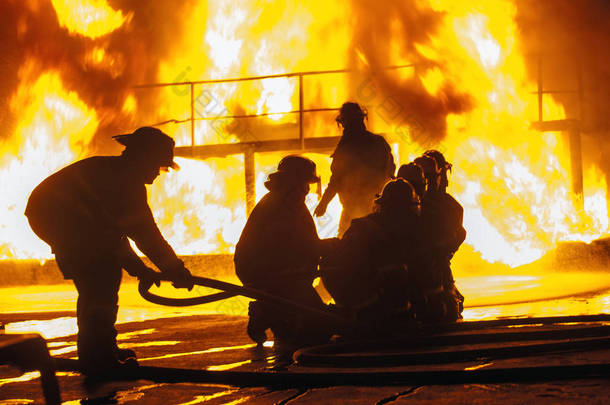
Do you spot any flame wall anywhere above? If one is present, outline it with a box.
[0,0,608,272]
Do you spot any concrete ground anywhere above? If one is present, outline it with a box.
[3,309,610,404]
[2,277,610,404]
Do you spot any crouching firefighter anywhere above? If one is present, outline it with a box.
[413,151,465,322]
[25,127,194,375]
[320,179,423,332]
[234,155,336,347]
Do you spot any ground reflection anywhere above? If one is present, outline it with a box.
[4,317,77,339]
[140,343,257,361]
[174,390,242,405]
[205,359,252,371]
[0,371,79,387]
[4,272,610,338]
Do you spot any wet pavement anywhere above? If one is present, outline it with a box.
[2,274,610,404]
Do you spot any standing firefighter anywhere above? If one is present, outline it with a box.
[235,156,335,347]
[314,102,395,236]
[25,127,194,375]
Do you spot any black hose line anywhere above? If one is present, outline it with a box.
[295,335,610,367]
[424,313,610,333]
[139,277,610,335]
[54,357,610,387]
[294,317,610,367]
[138,287,236,307]
[138,277,610,373]
[294,316,610,367]
[298,324,610,356]
[138,275,348,324]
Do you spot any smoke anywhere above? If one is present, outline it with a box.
[516,0,610,128]
[347,0,473,144]
[0,0,200,152]
[515,0,610,184]
[4,0,607,153]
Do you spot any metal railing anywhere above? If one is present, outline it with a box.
[530,55,584,204]
[135,65,415,214]
[134,64,415,151]
[135,57,586,212]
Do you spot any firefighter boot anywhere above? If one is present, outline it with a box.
[247,301,269,344]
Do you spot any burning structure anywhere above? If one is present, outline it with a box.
[1,0,610,279]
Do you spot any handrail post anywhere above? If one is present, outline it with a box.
[190,83,195,155]
[299,74,304,150]
[244,146,256,215]
[537,55,543,123]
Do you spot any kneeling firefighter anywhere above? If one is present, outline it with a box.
[25,127,194,375]
[412,152,465,322]
[321,178,423,330]
[234,155,336,347]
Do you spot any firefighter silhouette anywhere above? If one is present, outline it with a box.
[397,162,427,199]
[235,155,336,347]
[412,151,465,321]
[314,102,395,237]
[321,178,422,326]
[25,127,194,375]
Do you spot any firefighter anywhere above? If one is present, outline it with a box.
[412,151,465,321]
[25,127,194,375]
[320,178,422,328]
[234,155,336,347]
[397,162,427,199]
[413,154,440,195]
[423,149,466,255]
[314,102,395,237]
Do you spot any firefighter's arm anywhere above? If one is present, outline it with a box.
[385,143,397,178]
[447,198,467,254]
[314,152,345,216]
[320,222,377,306]
[131,226,194,290]
[453,225,466,250]
[330,221,372,273]
[122,190,194,290]
[454,205,467,248]
[118,237,161,287]
[318,237,340,257]
[314,187,336,217]
[315,170,340,217]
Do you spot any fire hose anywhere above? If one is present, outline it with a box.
[135,277,610,385]
[138,275,349,324]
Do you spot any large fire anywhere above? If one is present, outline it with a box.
[1,0,608,276]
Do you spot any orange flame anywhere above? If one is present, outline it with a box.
[50,0,130,39]
[1,62,98,259]
[0,0,607,273]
